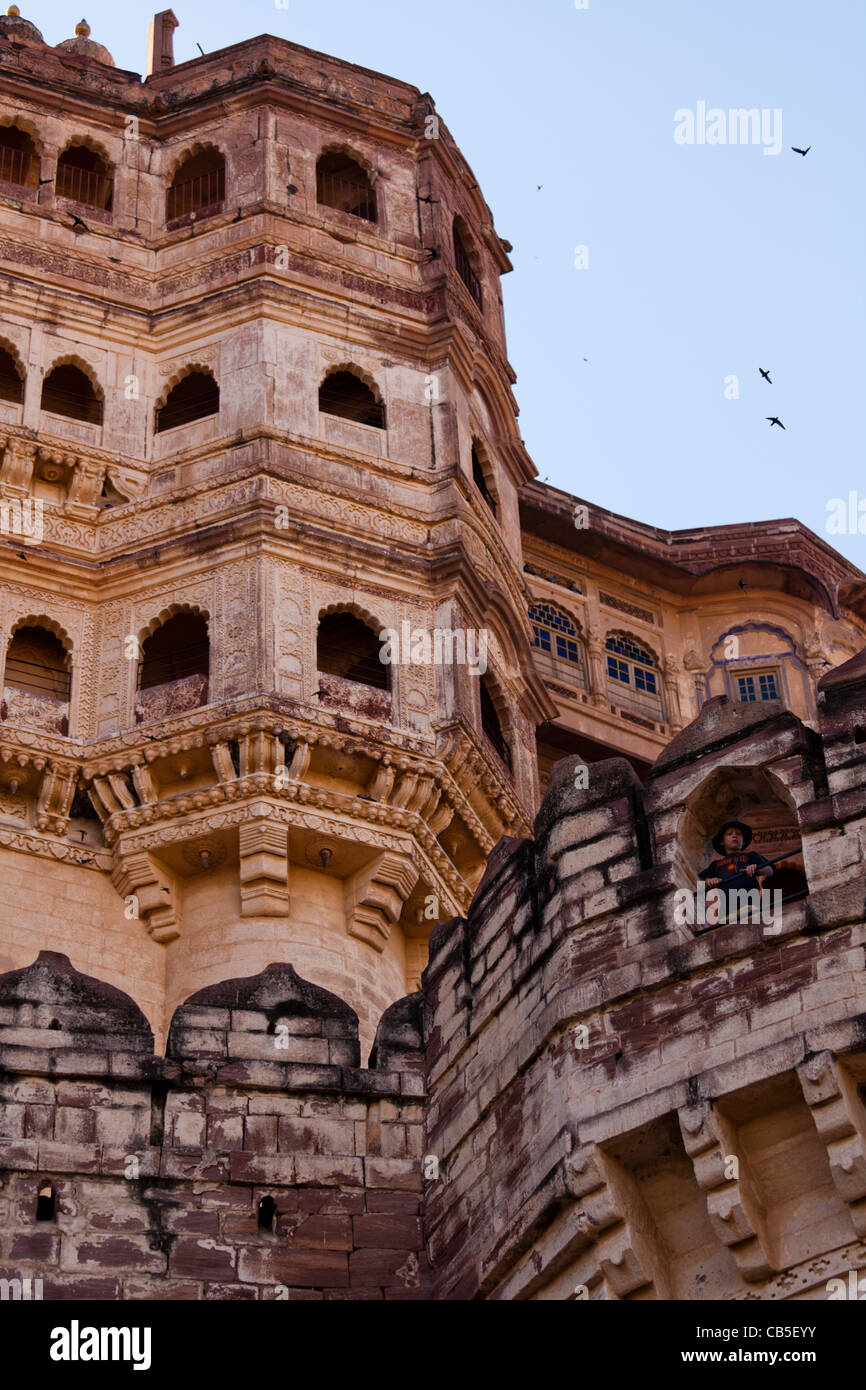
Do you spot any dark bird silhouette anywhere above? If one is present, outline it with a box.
[70,215,89,232]
[15,551,27,560]
[759,367,772,383]
[766,416,786,430]
[286,183,298,196]
[418,194,439,204]
[738,580,748,592]
[232,207,242,223]
[38,177,53,185]
[536,184,543,191]
[792,146,811,156]
[468,184,479,191]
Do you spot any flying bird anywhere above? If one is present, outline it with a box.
[738,580,748,592]
[792,146,811,156]
[766,416,786,430]
[759,368,772,383]
[70,215,89,232]
[418,194,439,204]
[38,177,53,185]
[536,185,543,191]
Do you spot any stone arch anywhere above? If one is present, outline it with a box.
[55,136,113,211]
[138,601,210,648]
[40,354,104,425]
[318,363,385,428]
[155,365,220,432]
[706,620,811,717]
[165,141,225,185]
[678,764,808,901]
[317,141,377,180]
[316,145,377,222]
[316,599,386,635]
[316,604,389,691]
[453,214,483,306]
[318,361,383,404]
[470,436,498,516]
[605,628,660,667]
[478,666,513,772]
[9,612,73,654]
[0,337,25,403]
[0,114,42,154]
[165,143,226,221]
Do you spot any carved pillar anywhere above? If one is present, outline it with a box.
[662,652,683,731]
[238,816,289,916]
[683,649,706,719]
[585,629,607,708]
[0,438,34,491]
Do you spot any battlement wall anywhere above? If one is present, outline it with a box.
[423,667,866,1300]
[0,953,428,1299]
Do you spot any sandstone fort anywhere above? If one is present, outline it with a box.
[0,7,864,1301]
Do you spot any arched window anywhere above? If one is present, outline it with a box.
[166,148,225,223]
[156,370,219,432]
[138,613,209,691]
[453,220,482,308]
[530,603,583,667]
[41,363,103,425]
[136,612,209,723]
[480,677,511,771]
[605,634,663,717]
[2,624,71,735]
[316,151,377,223]
[471,444,497,517]
[317,612,388,690]
[319,370,385,429]
[0,124,38,188]
[56,144,113,211]
[0,345,23,405]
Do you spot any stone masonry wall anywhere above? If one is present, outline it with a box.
[0,954,428,1299]
[423,652,866,1300]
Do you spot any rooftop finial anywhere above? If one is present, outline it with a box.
[6,5,21,15]
[74,17,90,35]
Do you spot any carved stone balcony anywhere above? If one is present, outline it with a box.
[1,686,68,736]
[135,673,208,725]
[317,672,392,722]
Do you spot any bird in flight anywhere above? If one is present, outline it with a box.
[738,580,748,592]
[766,416,786,430]
[38,177,53,185]
[536,185,543,191]
[70,214,89,232]
[791,146,811,157]
[759,367,772,383]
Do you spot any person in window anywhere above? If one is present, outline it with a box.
[698,821,773,921]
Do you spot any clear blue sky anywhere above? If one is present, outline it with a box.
[31,0,866,569]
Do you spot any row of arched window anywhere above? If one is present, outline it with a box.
[0,124,486,306]
[0,609,513,770]
[529,601,663,716]
[0,350,387,437]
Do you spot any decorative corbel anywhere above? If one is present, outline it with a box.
[344,851,418,952]
[678,1100,773,1281]
[111,849,179,943]
[34,762,78,834]
[797,1052,866,1237]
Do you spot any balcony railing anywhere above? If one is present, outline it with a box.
[1,686,69,736]
[0,144,34,187]
[166,169,225,222]
[135,672,209,724]
[55,161,113,211]
[317,172,376,223]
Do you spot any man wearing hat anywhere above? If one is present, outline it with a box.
[698,821,773,922]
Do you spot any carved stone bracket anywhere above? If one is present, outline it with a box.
[111,850,179,944]
[34,762,77,834]
[344,850,418,952]
[678,1100,773,1281]
[797,1051,866,1237]
[238,817,289,917]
